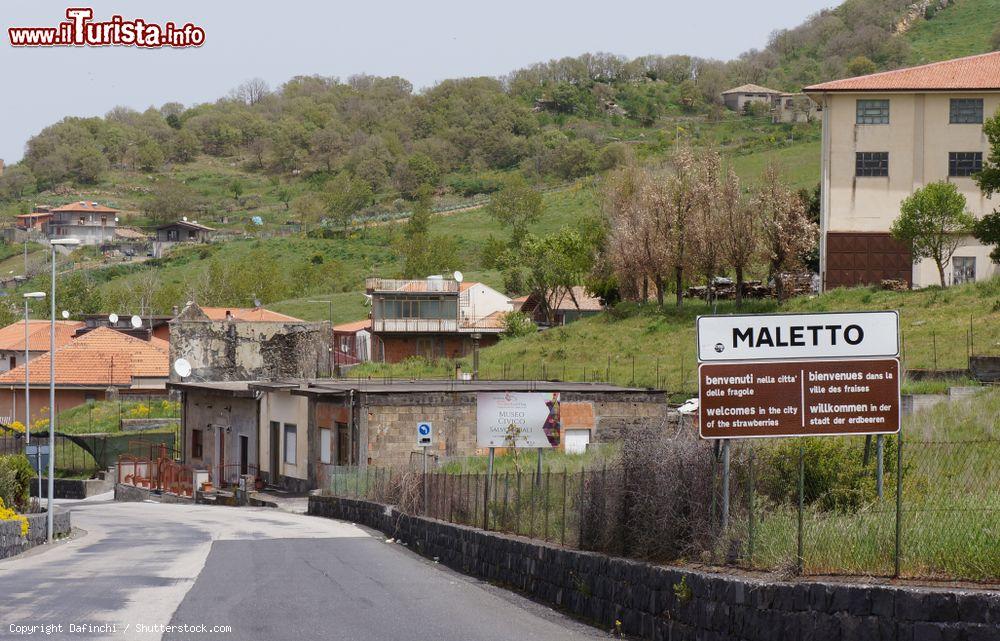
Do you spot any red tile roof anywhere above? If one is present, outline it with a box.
[51,201,118,213]
[805,52,1000,92]
[0,320,82,352]
[199,307,303,322]
[461,310,507,330]
[0,326,168,387]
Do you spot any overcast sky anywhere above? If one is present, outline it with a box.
[0,0,835,163]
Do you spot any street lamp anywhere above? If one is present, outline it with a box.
[47,238,79,542]
[23,291,45,502]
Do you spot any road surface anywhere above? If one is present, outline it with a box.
[0,496,608,641]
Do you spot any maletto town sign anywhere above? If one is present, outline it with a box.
[697,311,901,440]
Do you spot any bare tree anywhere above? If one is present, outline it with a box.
[232,78,270,106]
[687,150,724,295]
[716,167,757,307]
[756,164,818,300]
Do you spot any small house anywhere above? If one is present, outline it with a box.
[721,84,782,113]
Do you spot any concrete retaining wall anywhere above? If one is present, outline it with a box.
[0,508,71,560]
[30,478,113,499]
[308,496,1000,640]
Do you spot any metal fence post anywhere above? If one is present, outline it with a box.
[578,468,586,548]
[561,469,567,546]
[895,431,903,578]
[876,435,885,499]
[721,440,731,531]
[797,443,805,575]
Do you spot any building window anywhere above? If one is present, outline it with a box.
[856,152,889,177]
[856,100,889,124]
[191,429,203,459]
[950,99,983,124]
[320,428,332,464]
[284,424,297,465]
[953,257,976,285]
[948,152,983,177]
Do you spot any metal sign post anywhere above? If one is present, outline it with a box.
[697,311,903,567]
[483,447,495,530]
[417,422,432,514]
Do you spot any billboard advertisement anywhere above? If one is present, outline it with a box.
[476,392,561,448]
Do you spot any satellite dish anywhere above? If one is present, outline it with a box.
[173,358,192,378]
[182,216,188,222]
[108,313,119,324]
[61,310,70,319]
[130,315,143,329]
[453,271,464,283]
[253,298,262,308]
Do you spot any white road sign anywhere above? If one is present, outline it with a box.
[696,311,899,362]
[417,421,432,446]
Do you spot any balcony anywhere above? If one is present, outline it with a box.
[372,318,458,333]
[365,278,459,293]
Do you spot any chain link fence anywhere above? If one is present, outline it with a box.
[324,429,999,584]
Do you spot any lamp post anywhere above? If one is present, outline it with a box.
[23,291,46,501]
[47,238,79,542]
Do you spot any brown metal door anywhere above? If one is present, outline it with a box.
[826,232,912,288]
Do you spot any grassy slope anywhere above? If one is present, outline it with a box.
[358,277,1000,395]
[905,0,1000,64]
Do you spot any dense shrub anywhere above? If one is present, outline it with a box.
[0,454,33,511]
[757,437,883,511]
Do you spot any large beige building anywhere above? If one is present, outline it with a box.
[805,52,1000,289]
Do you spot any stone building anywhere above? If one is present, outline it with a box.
[169,302,332,382]
[169,379,671,493]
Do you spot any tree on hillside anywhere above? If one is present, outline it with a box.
[142,179,199,225]
[974,108,1000,262]
[504,228,596,326]
[661,144,708,308]
[846,56,877,77]
[393,189,458,278]
[716,168,757,307]
[232,78,270,106]
[229,179,244,202]
[486,173,543,249]
[292,193,326,235]
[891,181,975,287]
[325,173,374,229]
[688,151,726,292]
[756,164,817,300]
[0,165,35,201]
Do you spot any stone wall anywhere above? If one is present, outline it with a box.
[309,496,1000,641]
[358,391,670,468]
[0,508,71,560]
[170,319,332,382]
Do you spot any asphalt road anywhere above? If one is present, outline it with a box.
[0,496,608,641]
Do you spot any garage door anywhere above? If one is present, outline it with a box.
[826,232,912,288]
[564,429,590,455]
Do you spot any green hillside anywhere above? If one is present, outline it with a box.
[905,0,1000,64]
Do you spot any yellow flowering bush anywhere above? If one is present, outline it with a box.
[7,421,25,434]
[0,498,28,537]
[128,404,151,418]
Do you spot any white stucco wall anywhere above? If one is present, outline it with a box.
[258,390,309,481]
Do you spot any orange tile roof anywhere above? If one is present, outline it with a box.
[805,52,1000,92]
[0,320,82,352]
[51,201,118,213]
[333,319,372,333]
[0,326,168,387]
[199,307,303,322]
